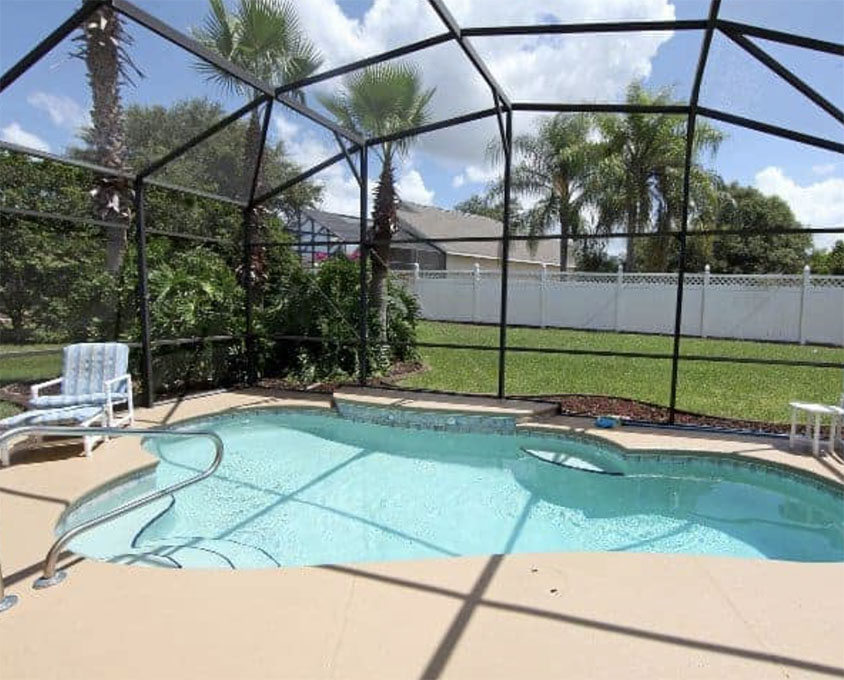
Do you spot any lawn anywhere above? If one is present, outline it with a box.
[397,322,844,423]
[0,345,62,418]
[2,330,842,424]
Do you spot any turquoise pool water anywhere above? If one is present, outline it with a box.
[62,410,844,568]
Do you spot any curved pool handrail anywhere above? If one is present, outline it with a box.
[0,425,224,589]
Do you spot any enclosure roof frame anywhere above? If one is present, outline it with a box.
[0,0,841,213]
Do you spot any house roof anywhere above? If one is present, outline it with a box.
[303,203,562,266]
[396,202,561,266]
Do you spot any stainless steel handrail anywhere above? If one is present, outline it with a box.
[0,425,224,589]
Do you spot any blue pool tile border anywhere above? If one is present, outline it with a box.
[334,401,517,433]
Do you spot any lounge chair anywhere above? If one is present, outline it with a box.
[0,404,106,466]
[29,343,134,427]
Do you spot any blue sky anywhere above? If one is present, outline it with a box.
[1,0,842,246]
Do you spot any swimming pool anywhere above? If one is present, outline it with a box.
[60,409,844,569]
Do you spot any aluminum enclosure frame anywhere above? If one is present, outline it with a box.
[0,0,842,426]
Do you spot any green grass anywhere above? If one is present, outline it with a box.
[397,322,844,423]
[0,344,63,418]
[2,332,842,424]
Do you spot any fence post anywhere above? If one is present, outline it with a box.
[798,264,810,345]
[472,262,481,322]
[700,264,710,338]
[412,262,420,299]
[614,263,623,332]
[539,263,547,328]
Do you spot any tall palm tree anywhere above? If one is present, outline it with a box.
[592,81,723,271]
[319,63,435,343]
[193,0,322,278]
[72,2,141,275]
[491,113,595,271]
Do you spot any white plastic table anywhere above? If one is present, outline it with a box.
[789,402,838,456]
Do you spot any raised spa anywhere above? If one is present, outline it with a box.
[60,409,844,569]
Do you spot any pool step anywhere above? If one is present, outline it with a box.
[67,495,176,560]
[138,537,280,569]
[108,550,181,569]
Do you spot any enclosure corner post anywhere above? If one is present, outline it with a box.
[669,0,721,425]
[358,145,369,386]
[497,110,513,400]
[133,178,154,408]
[242,208,256,385]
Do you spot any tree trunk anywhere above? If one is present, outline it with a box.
[84,6,130,276]
[558,209,569,272]
[369,159,397,345]
[625,200,637,272]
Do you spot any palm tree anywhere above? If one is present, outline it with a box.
[72,2,141,275]
[490,113,595,271]
[319,63,435,343]
[193,0,322,278]
[592,81,723,271]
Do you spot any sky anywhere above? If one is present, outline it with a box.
[1,0,842,249]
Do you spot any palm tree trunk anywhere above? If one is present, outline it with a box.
[369,159,397,344]
[625,200,637,272]
[84,5,130,276]
[558,209,569,272]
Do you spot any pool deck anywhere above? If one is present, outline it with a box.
[1,388,842,679]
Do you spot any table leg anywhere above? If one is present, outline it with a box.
[812,413,821,457]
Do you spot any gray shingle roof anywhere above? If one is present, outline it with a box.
[303,203,562,266]
[397,202,561,266]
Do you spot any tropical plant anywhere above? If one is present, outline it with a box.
[319,63,435,345]
[192,0,322,278]
[490,113,596,270]
[72,1,141,275]
[592,81,724,271]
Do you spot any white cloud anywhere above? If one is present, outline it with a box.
[812,163,837,176]
[452,174,465,188]
[397,168,435,204]
[293,0,676,169]
[1,122,50,152]
[754,165,844,249]
[27,92,89,130]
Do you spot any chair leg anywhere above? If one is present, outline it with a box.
[1,443,9,467]
[789,407,797,451]
[812,413,821,457]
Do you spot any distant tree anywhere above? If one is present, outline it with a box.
[575,240,620,272]
[592,82,723,272]
[120,98,320,210]
[810,240,844,275]
[453,193,522,223]
[490,113,595,270]
[709,183,811,274]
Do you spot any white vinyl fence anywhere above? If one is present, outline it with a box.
[396,264,844,345]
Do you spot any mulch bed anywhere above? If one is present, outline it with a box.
[552,394,789,435]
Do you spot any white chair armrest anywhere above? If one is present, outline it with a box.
[104,374,133,428]
[30,377,62,399]
[103,373,132,391]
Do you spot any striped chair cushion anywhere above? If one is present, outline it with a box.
[1,405,104,428]
[29,343,130,410]
[29,392,127,409]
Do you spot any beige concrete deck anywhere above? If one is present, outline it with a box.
[1,388,843,679]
